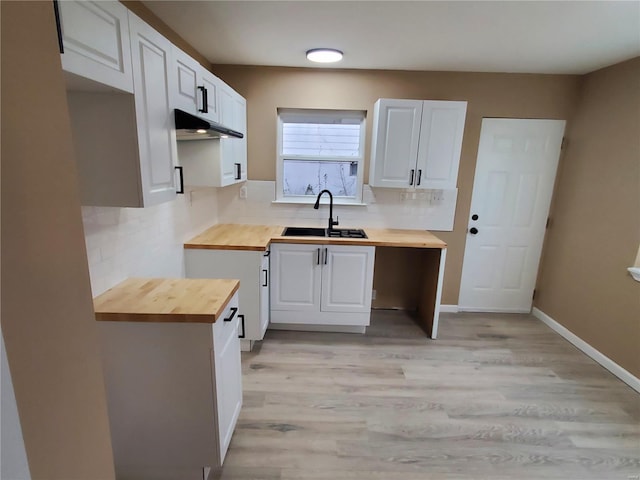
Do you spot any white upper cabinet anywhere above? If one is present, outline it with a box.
[178,82,247,188]
[58,1,134,93]
[128,12,178,206]
[369,99,467,190]
[170,47,221,124]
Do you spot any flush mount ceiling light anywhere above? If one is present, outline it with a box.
[306,48,343,63]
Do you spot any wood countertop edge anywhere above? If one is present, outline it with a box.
[95,312,223,324]
[183,243,269,252]
[268,237,446,248]
[94,279,240,324]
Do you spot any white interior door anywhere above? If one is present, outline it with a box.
[458,118,565,312]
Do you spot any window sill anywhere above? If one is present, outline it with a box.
[272,199,367,207]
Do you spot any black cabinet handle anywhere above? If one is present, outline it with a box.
[238,314,245,338]
[417,169,422,186]
[53,0,64,54]
[317,248,320,265]
[472,214,479,221]
[198,86,208,113]
[469,227,479,235]
[262,269,268,287]
[409,169,415,186]
[324,248,328,265]
[234,163,241,180]
[175,166,184,194]
[224,307,237,322]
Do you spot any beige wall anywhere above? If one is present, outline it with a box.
[1,2,115,478]
[536,58,640,378]
[211,65,581,304]
[121,0,211,68]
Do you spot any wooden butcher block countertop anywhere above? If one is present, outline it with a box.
[93,278,240,323]
[184,224,446,250]
[185,224,284,251]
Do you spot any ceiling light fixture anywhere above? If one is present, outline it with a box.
[306,48,343,63]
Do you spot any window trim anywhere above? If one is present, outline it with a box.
[276,108,366,205]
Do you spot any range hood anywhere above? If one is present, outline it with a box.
[174,109,243,140]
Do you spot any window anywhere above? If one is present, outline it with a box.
[276,109,366,203]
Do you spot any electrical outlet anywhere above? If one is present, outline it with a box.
[432,189,444,202]
[239,186,247,199]
[372,289,376,300]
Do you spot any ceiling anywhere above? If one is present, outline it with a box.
[143,1,640,75]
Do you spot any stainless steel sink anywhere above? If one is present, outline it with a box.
[282,227,367,239]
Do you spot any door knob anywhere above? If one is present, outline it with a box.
[469,227,479,235]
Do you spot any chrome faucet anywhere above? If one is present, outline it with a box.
[314,189,339,231]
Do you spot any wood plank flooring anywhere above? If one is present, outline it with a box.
[214,310,640,480]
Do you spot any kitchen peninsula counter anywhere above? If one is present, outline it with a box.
[93,277,239,323]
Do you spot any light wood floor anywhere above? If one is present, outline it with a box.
[215,310,640,480]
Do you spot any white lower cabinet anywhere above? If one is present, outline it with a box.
[185,249,270,349]
[270,243,375,327]
[98,293,241,480]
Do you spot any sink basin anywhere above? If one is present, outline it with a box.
[282,227,368,239]
[282,227,327,237]
[327,228,368,239]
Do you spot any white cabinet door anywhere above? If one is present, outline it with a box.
[270,244,322,312]
[199,70,221,124]
[219,86,239,185]
[369,99,423,188]
[218,85,247,186]
[129,12,178,206]
[232,94,248,182]
[212,295,242,464]
[321,246,375,313]
[171,46,200,115]
[416,101,467,190]
[260,251,270,336]
[59,0,133,93]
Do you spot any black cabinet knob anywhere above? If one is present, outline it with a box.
[471,214,479,221]
[469,227,479,235]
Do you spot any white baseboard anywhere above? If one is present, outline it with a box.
[532,307,640,393]
[458,306,531,313]
[439,304,459,313]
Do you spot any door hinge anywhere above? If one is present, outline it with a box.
[546,217,551,229]
[532,289,537,300]
[561,137,567,150]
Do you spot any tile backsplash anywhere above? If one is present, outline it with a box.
[82,180,456,296]
[217,181,457,231]
[82,188,218,296]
